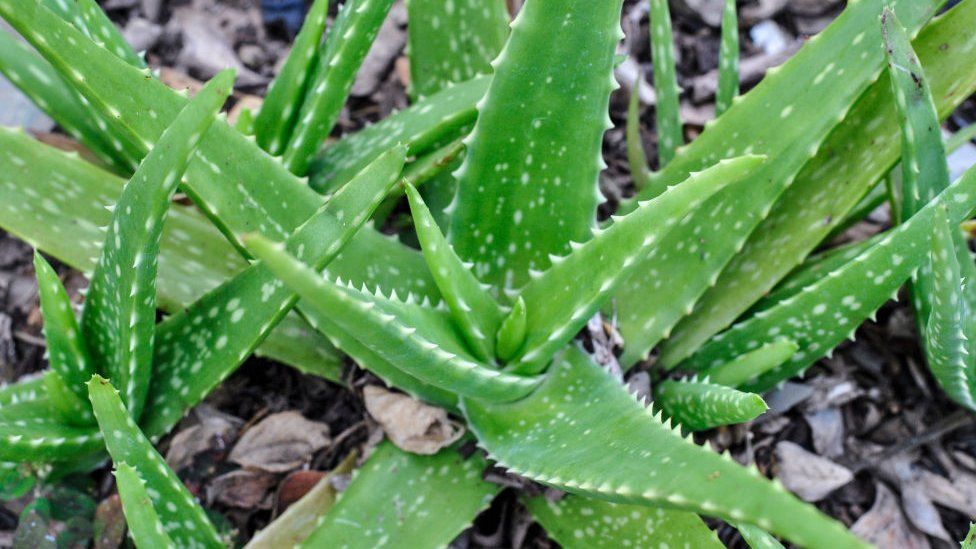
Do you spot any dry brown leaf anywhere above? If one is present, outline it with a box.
[363,385,464,455]
[774,441,853,501]
[208,469,277,509]
[229,412,331,473]
[165,408,241,473]
[852,483,930,549]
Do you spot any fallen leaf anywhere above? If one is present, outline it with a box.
[804,407,845,458]
[774,441,853,501]
[166,408,241,473]
[229,412,330,473]
[901,482,951,542]
[274,471,326,513]
[363,385,464,455]
[851,484,929,549]
[208,469,277,509]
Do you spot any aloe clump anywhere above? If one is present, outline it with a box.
[0,0,975,546]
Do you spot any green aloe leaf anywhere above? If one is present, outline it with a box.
[737,522,786,549]
[626,82,653,192]
[648,0,683,166]
[113,463,176,548]
[75,0,145,67]
[310,75,488,193]
[42,370,94,427]
[526,495,723,548]
[0,374,44,406]
[450,0,624,293]
[462,347,866,548]
[656,0,976,367]
[653,377,767,432]
[715,0,739,117]
[512,156,763,375]
[142,147,405,438]
[81,70,233,418]
[682,164,976,392]
[282,0,396,175]
[704,340,798,388]
[254,0,329,156]
[405,182,504,362]
[0,407,101,462]
[88,376,221,548]
[247,234,542,402]
[405,0,507,98]
[300,441,498,548]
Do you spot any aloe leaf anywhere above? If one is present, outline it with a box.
[282,0,396,175]
[525,495,723,549]
[0,374,44,406]
[495,296,526,362]
[655,0,975,367]
[964,523,976,548]
[704,340,798,388]
[737,522,786,549]
[405,0,507,98]
[715,0,739,117]
[512,156,763,375]
[948,121,976,153]
[626,83,653,192]
[405,183,504,361]
[81,70,232,418]
[450,0,624,293]
[0,407,101,462]
[300,441,498,548]
[682,165,976,392]
[248,234,542,401]
[246,453,356,548]
[309,75,488,193]
[462,347,867,548]
[42,370,94,427]
[648,0,682,166]
[75,0,144,67]
[88,376,221,548]
[0,31,135,172]
[254,0,329,155]
[653,377,767,432]
[924,208,976,410]
[113,463,176,548]
[142,147,405,438]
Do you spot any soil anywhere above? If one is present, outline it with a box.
[1,0,975,547]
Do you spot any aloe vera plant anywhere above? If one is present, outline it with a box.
[0,0,975,546]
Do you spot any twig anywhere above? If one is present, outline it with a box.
[852,409,974,474]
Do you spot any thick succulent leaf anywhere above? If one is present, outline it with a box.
[526,495,723,548]
[0,31,135,171]
[42,369,94,427]
[245,453,356,548]
[405,183,504,361]
[33,252,92,407]
[704,340,798,388]
[405,0,507,98]
[143,147,405,437]
[75,0,144,67]
[653,377,767,432]
[626,84,653,192]
[924,209,976,410]
[88,376,221,548]
[715,0,739,117]
[248,235,542,402]
[682,164,976,392]
[0,374,44,406]
[0,403,102,461]
[737,522,786,549]
[462,347,866,548]
[0,127,343,381]
[300,441,498,548]
[113,463,176,548]
[253,0,329,155]
[648,0,682,166]
[656,0,976,367]
[512,156,763,375]
[964,523,976,548]
[81,71,232,418]
[449,0,624,293]
[282,0,396,175]
[309,75,488,193]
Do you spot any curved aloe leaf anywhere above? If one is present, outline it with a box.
[248,235,542,401]
[614,0,947,367]
[143,147,405,437]
[282,0,396,175]
[405,182,504,361]
[737,522,786,549]
[704,340,798,388]
[450,0,624,293]
[113,463,176,548]
[42,370,94,427]
[88,376,221,548]
[254,0,329,155]
[512,156,763,375]
[715,0,739,117]
[648,0,682,166]
[75,0,144,67]
[653,377,767,432]
[656,0,976,367]
[0,406,101,461]
[0,374,44,406]
[81,70,233,418]
[526,495,723,549]
[626,83,653,192]
[683,164,976,392]
[462,347,867,548]
[300,441,498,548]
[309,76,488,193]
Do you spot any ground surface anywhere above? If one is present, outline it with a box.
[1,0,975,547]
